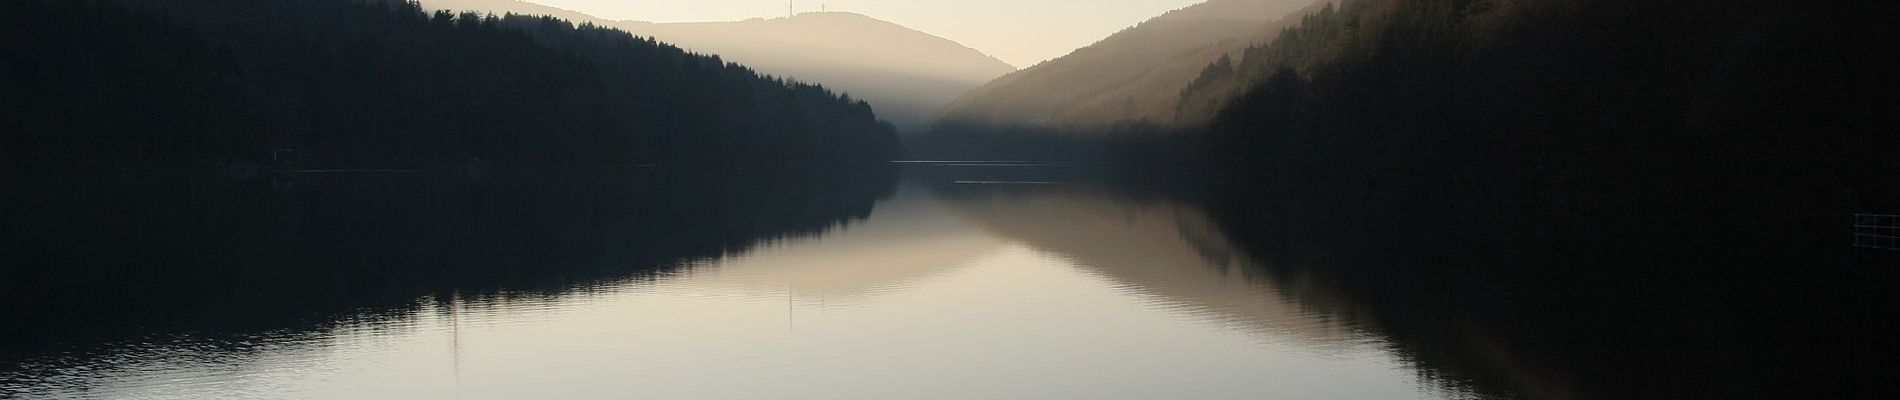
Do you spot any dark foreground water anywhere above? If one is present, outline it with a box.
[1,165,1893,399]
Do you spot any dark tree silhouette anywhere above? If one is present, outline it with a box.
[0,0,897,176]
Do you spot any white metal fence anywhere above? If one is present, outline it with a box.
[1854,214,1899,250]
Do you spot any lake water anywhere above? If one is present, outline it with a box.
[1,165,1891,399]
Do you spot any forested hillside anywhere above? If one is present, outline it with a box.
[0,0,896,175]
[612,12,1017,133]
[1180,0,1897,228]
[421,1,1018,133]
[934,0,1314,131]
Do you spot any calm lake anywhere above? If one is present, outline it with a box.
[0,164,1890,399]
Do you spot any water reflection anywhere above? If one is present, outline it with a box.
[0,167,1494,399]
[679,184,1001,304]
[928,183,1370,350]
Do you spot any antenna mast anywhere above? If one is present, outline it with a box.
[788,0,794,18]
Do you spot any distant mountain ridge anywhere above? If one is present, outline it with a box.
[936,0,1318,131]
[420,0,1017,133]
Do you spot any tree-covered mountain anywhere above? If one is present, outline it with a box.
[934,0,1317,131]
[421,0,1018,133]
[1177,0,1897,228]
[0,0,897,175]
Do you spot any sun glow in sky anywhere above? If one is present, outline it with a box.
[526,0,1209,68]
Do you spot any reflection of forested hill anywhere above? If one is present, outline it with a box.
[0,0,895,175]
[926,178,1897,399]
[928,185,1362,348]
[684,185,1004,302]
[1211,190,1900,400]
[0,167,896,371]
[930,182,1881,399]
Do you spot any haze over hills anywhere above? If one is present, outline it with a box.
[422,0,1017,132]
[936,0,1317,131]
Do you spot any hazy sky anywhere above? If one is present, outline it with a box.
[529,0,1209,68]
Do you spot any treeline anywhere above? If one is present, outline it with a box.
[0,0,897,175]
[1176,1,1353,124]
[1153,0,1900,233]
